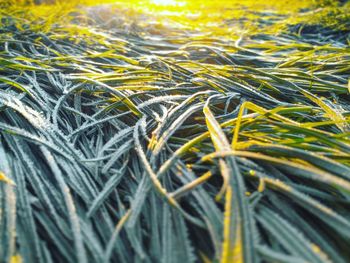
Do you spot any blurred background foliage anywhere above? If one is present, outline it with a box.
[1,0,349,39]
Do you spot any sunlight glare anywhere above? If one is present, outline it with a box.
[150,0,185,6]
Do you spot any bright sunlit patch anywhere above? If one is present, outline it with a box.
[150,0,185,6]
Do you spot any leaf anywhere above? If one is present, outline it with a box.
[203,103,256,263]
[0,77,31,95]
[10,255,23,263]
[0,171,15,185]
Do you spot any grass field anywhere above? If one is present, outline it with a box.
[0,0,350,262]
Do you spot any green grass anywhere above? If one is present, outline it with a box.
[0,0,350,262]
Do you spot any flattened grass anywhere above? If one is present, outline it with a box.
[0,0,350,262]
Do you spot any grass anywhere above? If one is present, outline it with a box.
[0,0,350,262]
